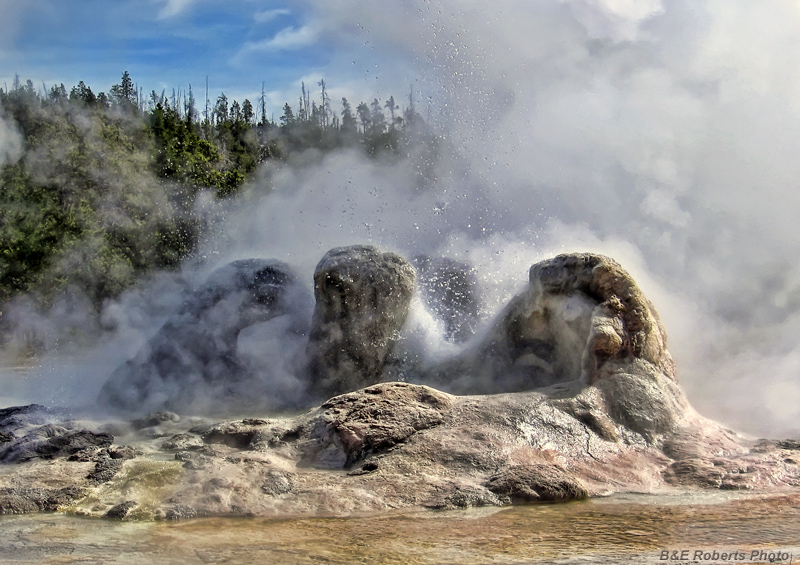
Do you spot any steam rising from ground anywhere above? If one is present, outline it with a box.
[0,109,22,165]
[4,1,800,436]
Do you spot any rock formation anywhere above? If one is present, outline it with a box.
[98,259,309,414]
[2,251,798,520]
[427,253,674,394]
[305,245,416,400]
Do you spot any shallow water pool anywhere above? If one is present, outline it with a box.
[2,492,798,564]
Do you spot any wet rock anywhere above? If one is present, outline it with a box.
[0,404,52,427]
[67,447,105,462]
[347,461,380,476]
[260,470,295,495]
[98,259,309,414]
[0,405,56,438]
[202,421,265,449]
[484,464,589,503]
[108,445,138,460]
[312,382,454,467]
[753,439,800,452]
[0,426,114,463]
[69,445,136,464]
[162,504,198,520]
[132,411,179,430]
[414,256,480,343]
[663,459,726,488]
[551,391,620,443]
[104,500,137,520]
[0,431,13,443]
[175,449,216,470]
[426,486,503,510]
[87,455,124,485]
[595,365,688,442]
[661,433,707,461]
[306,246,416,399]
[161,433,204,451]
[0,486,85,514]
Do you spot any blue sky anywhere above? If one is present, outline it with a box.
[0,0,421,118]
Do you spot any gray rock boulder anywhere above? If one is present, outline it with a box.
[104,500,137,520]
[0,404,116,464]
[0,426,114,463]
[309,382,455,467]
[484,464,589,503]
[305,246,416,400]
[0,486,86,515]
[98,259,309,414]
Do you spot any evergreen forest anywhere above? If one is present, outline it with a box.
[0,71,432,342]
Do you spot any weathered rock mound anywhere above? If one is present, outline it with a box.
[311,382,455,467]
[429,253,674,394]
[98,259,309,413]
[305,245,416,400]
[530,253,673,382]
[484,464,589,503]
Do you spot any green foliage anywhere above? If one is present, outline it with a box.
[150,101,221,189]
[0,75,199,309]
[0,71,437,318]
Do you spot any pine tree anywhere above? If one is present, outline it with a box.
[214,93,228,124]
[110,71,137,110]
[341,97,356,134]
[185,85,196,124]
[242,99,254,124]
[385,96,399,129]
[280,103,295,127]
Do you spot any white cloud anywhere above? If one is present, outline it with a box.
[244,24,318,52]
[254,8,291,23]
[560,0,665,41]
[157,0,196,19]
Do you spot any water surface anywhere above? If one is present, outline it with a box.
[2,493,798,564]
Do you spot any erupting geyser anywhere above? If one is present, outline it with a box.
[1,250,799,519]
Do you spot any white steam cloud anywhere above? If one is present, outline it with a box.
[0,108,22,165]
[6,1,800,438]
[208,0,800,436]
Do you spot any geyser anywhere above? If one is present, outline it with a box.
[425,253,673,395]
[3,251,799,520]
[95,249,674,415]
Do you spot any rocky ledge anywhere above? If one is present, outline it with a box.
[1,252,798,520]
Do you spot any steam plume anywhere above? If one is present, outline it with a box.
[0,107,22,165]
[5,1,800,438]
[208,0,800,436]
